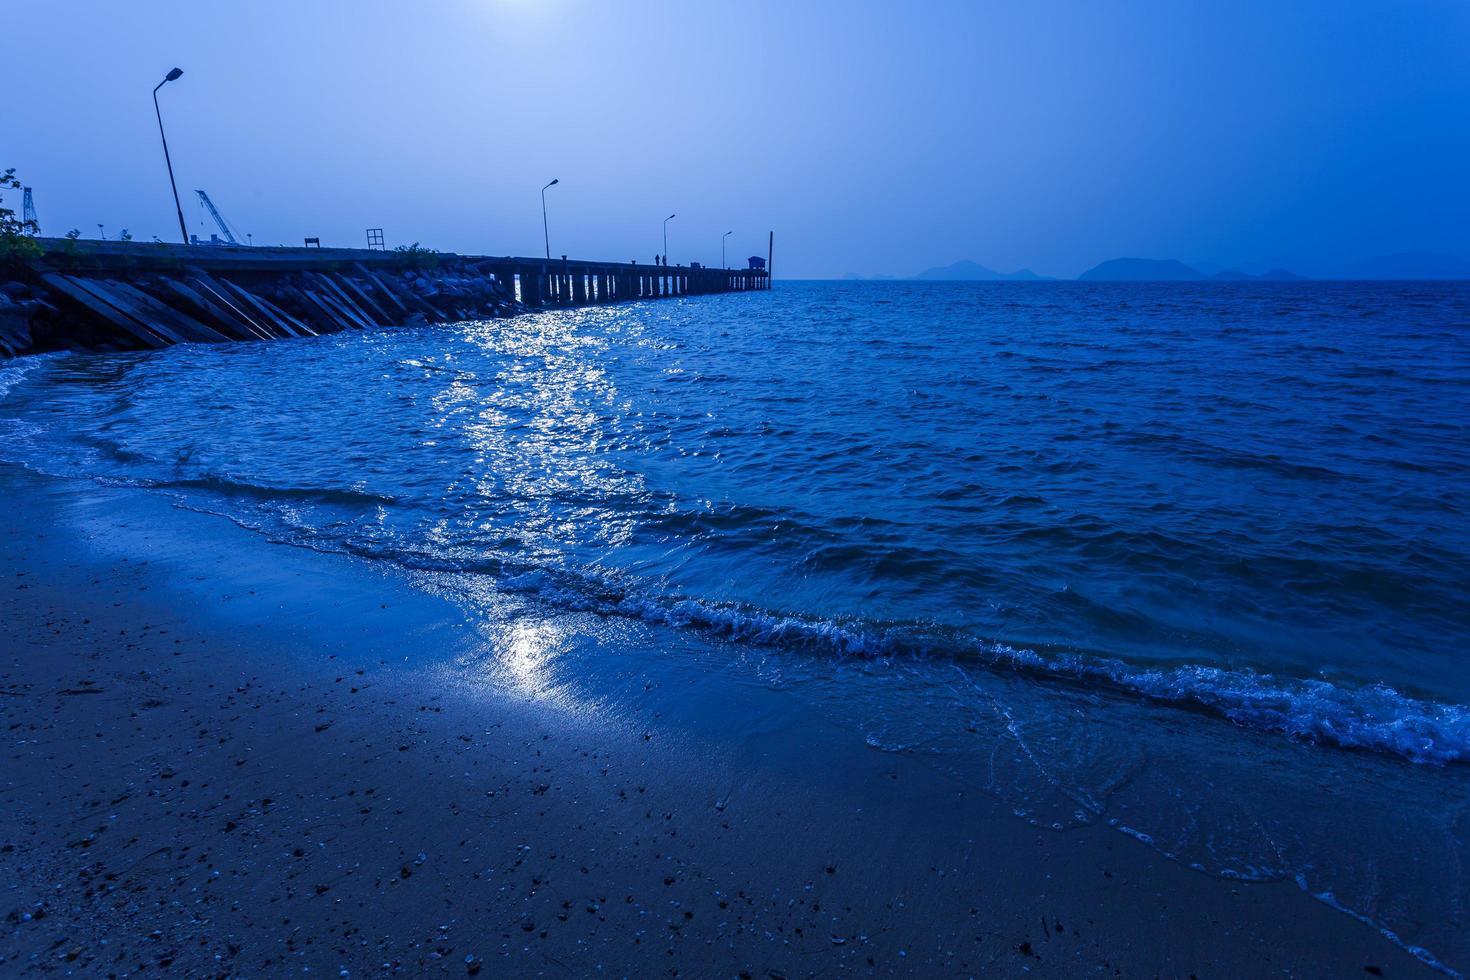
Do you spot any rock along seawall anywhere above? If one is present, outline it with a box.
[0,239,770,357]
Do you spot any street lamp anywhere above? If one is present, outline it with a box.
[722,230,732,269]
[541,178,559,260]
[151,67,188,245]
[663,213,676,264]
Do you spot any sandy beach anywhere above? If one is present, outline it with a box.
[0,461,1436,977]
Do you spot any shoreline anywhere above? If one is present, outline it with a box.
[0,462,1443,977]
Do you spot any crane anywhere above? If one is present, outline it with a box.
[21,187,38,235]
[194,189,244,245]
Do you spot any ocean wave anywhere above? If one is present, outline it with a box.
[490,568,1470,765]
[0,353,54,402]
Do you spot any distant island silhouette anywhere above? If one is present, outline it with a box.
[913,260,1051,281]
[1078,258,1207,281]
[844,251,1470,282]
[1079,258,1304,281]
[1079,252,1470,281]
[843,260,1051,281]
[1335,251,1470,280]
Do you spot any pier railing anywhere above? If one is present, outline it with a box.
[491,255,770,305]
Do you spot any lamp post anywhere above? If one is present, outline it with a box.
[663,213,676,264]
[541,178,559,260]
[151,67,188,245]
[722,230,732,269]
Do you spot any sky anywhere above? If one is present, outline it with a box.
[6,0,1468,278]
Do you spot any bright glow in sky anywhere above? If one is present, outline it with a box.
[8,0,1468,277]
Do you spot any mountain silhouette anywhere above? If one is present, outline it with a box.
[1212,267,1305,281]
[912,260,1049,281]
[849,250,1470,283]
[1335,252,1470,280]
[1079,258,1314,281]
[843,261,1050,281]
[1077,258,1206,281]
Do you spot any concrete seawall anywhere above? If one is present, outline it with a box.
[0,240,770,357]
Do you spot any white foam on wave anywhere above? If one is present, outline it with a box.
[0,354,49,402]
[496,568,1470,765]
[0,354,62,447]
[1295,874,1463,978]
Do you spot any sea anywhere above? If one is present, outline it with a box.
[2,279,1468,970]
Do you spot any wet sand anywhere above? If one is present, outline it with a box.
[0,464,1436,977]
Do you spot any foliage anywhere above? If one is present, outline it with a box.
[394,242,441,270]
[0,168,41,263]
[119,228,133,242]
[65,228,80,240]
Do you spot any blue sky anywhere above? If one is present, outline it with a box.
[8,0,1468,277]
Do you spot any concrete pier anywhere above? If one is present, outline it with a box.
[0,240,771,357]
[497,255,768,307]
